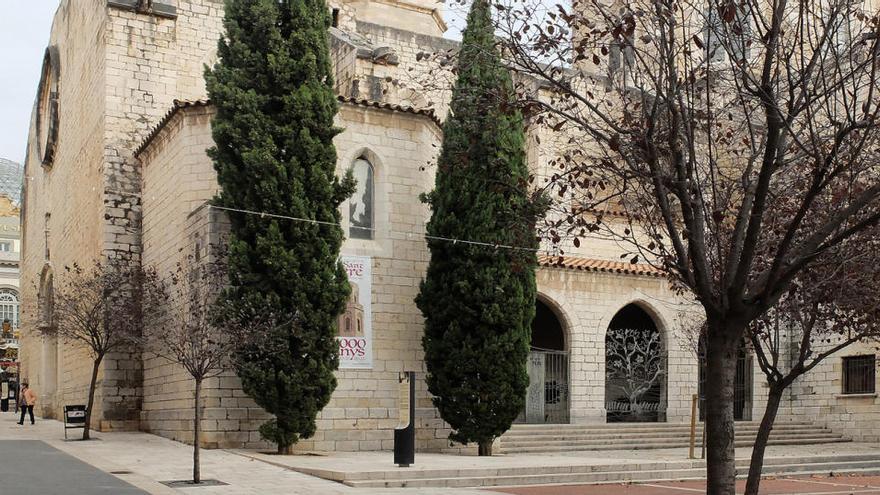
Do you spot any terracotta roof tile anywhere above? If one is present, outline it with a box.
[336,96,441,126]
[538,254,665,277]
[137,96,441,158]
[135,99,211,157]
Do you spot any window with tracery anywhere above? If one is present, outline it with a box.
[348,158,375,239]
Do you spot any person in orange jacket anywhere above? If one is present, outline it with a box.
[17,382,36,425]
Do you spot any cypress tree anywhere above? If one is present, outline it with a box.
[415,0,543,456]
[205,0,354,454]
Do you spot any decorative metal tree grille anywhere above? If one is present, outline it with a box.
[605,327,666,422]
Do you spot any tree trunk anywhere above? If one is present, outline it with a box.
[193,378,202,484]
[278,443,291,455]
[83,356,103,441]
[744,386,783,495]
[704,324,742,495]
[478,441,493,456]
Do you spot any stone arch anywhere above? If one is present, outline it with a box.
[533,293,570,352]
[36,45,61,167]
[37,263,59,417]
[37,264,54,330]
[521,293,571,424]
[600,298,672,351]
[604,302,668,422]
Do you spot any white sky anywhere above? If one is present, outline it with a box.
[0,2,58,164]
[0,1,472,165]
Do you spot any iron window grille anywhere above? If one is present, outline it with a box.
[842,355,876,395]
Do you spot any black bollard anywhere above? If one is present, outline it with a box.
[394,371,415,467]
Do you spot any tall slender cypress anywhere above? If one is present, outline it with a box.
[206,0,354,454]
[415,0,544,456]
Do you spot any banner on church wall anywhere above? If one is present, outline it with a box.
[337,256,373,369]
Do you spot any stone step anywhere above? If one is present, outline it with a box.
[339,453,880,483]
[500,420,847,453]
[501,433,848,454]
[508,421,815,431]
[501,428,835,443]
[506,424,819,435]
[344,456,880,488]
[504,437,851,453]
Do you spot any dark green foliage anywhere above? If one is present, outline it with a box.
[415,0,545,455]
[205,0,354,453]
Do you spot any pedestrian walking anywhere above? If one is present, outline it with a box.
[17,382,35,425]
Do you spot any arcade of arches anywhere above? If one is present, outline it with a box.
[520,298,755,426]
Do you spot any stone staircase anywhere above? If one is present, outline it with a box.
[341,453,880,488]
[498,421,849,454]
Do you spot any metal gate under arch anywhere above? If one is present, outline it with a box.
[520,348,570,424]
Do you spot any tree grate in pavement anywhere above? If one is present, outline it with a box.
[160,479,229,488]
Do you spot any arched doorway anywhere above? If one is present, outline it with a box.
[698,334,753,421]
[520,298,569,424]
[605,304,667,422]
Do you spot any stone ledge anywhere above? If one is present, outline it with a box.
[107,0,177,19]
[835,393,878,399]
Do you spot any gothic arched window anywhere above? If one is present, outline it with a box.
[348,158,374,239]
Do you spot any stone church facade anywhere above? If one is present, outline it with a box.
[18,0,880,452]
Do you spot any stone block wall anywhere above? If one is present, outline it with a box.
[138,104,272,448]
[136,100,461,451]
[20,0,110,421]
[353,21,457,118]
[297,103,449,452]
[779,340,880,441]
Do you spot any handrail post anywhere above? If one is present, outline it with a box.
[688,394,698,459]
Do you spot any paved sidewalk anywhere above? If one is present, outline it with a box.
[0,412,484,495]
[0,439,147,494]
[233,441,880,482]
[3,410,879,494]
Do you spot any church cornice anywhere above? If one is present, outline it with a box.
[107,0,177,19]
[538,254,665,278]
[137,96,441,158]
[337,96,441,127]
[366,0,447,33]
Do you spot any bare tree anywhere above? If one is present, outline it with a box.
[141,251,232,485]
[742,228,880,494]
[471,0,880,490]
[43,261,145,440]
[142,245,298,483]
[605,327,665,420]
